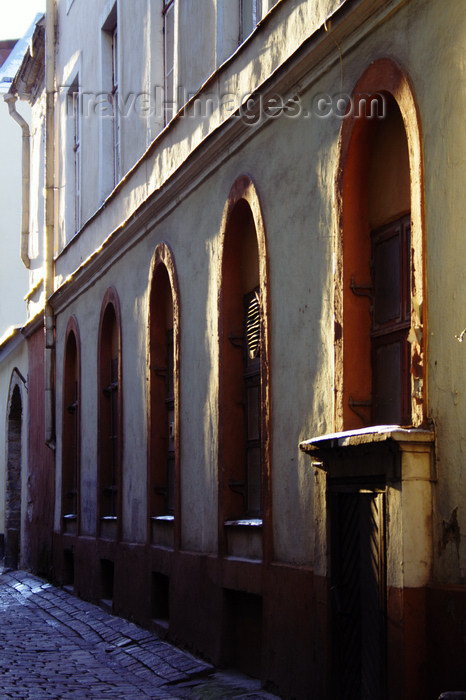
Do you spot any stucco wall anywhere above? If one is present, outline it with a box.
[27,90,46,321]
[51,0,466,578]
[54,0,342,265]
[0,100,28,335]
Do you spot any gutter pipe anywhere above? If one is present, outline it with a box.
[45,0,56,448]
[4,94,30,269]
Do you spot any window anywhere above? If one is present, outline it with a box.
[5,380,23,570]
[67,78,81,232]
[163,0,175,124]
[98,289,122,538]
[219,176,271,560]
[334,60,425,431]
[371,216,411,424]
[243,289,262,515]
[111,24,120,184]
[62,318,80,533]
[148,244,180,547]
[101,4,119,195]
[150,272,175,516]
[221,200,262,521]
[240,0,261,43]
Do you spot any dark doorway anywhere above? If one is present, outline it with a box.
[5,385,22,570]
[330,487,387,700]
[224,589,263,678]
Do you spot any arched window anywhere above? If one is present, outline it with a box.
[62,317,80,534]
[148,243,180,548]
[334,59,425,430]
[98,288,122,539]
[218,176,271,560]
[5,376,24,570]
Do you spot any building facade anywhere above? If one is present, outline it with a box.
[0,34,34,573]
[3,0,466,698]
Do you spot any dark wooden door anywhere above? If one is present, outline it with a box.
[331,488,386,700]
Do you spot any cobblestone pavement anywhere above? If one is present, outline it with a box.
[0,569,280,699]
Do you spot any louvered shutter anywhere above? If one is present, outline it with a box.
[246,291,261,359]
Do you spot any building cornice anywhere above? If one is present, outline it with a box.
[21,310,44,339]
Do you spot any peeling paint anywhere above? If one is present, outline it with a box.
[439,507,461,557]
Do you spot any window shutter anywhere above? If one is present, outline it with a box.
[246,291,261,359]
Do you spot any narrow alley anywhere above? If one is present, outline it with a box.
[0,569,279,699]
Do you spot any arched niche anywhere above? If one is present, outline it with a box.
[334,58,426,430]
[218,175,272,561]
[62,316,81,534]
[97,287,122,540]
[5,373,24,569]
[147,242,181,549]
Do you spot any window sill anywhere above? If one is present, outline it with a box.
[150,516,174,548]
[224,519,263,560]
[63,513,77,535]
[99,516,118,540]
[224,519,262,528]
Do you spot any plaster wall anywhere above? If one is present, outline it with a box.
[398,0,466,583]
[26,90,46,321]
[309,0,466,582]
[51,0,466,578]
[53,0,343,273]
[0,100,28,335]
[52,53,340,562]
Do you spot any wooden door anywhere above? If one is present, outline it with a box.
[331,488,386,700]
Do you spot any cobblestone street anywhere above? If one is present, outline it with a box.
[0,569,279,699]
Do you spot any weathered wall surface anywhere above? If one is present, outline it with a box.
[52,0,466,573]
[412,0,466,585]
[49,0,466,695]
[25,328,55,576]
[0,100,28,335]
[54,0,344,271]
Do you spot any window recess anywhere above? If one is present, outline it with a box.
[97,292,121,539]
[346,215,411,426]
[239,0,261,43]
[64,379,79,517]
[227,288,262,518]
[62,324,80,534]
[163,0,175,124]
[101,357,119,518]
[148,256,177,541]
[370,215,411,426]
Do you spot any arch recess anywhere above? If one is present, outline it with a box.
[5,371,25,569]
[97,286,123,540]
[147,242,181,549]
[218,175,272,561]
[61,315,81,534]
[334,58,426,430]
